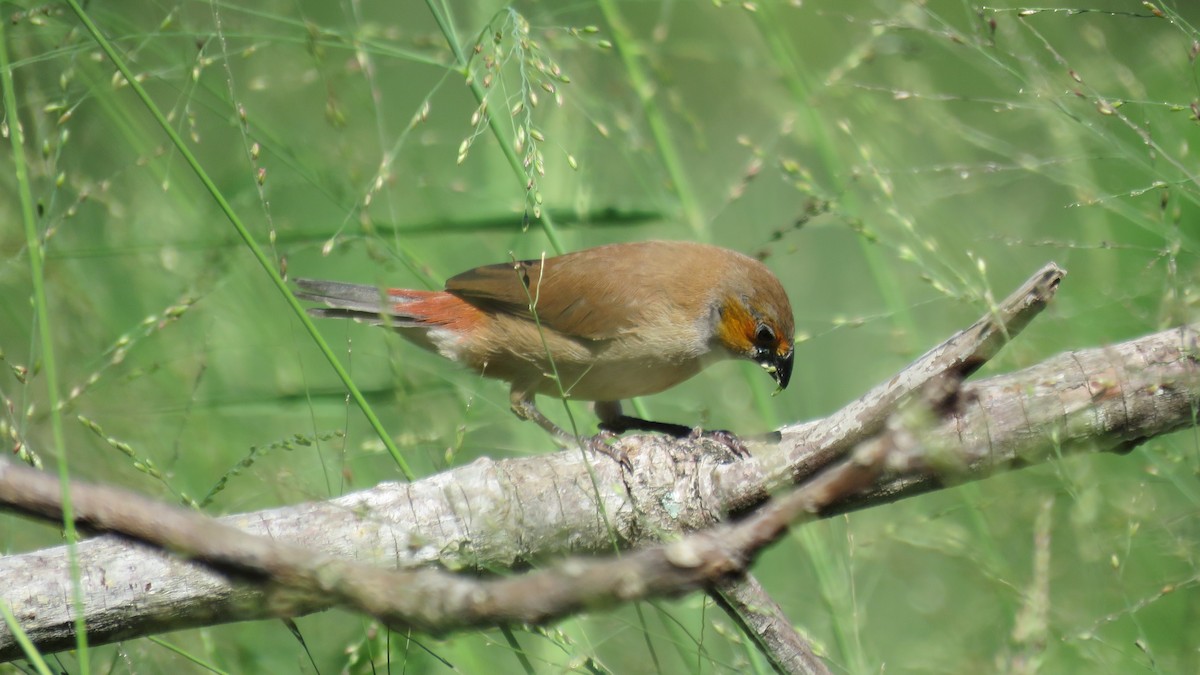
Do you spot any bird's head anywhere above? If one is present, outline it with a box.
[712,272,795,391]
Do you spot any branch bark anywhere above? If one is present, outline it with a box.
[4,263,1200,665]
[714,574,831,675]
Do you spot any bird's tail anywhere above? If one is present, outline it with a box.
[295,278,479,330]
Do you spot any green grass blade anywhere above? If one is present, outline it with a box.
[63,0,415,480]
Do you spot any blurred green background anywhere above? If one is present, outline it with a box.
[3,0,1200,672]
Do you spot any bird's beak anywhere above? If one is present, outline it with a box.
[758,349,793,392]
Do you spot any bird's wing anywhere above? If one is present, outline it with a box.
[445,253,650,341]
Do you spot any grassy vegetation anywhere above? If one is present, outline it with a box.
[2,0,1200,672]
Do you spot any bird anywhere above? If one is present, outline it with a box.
[296,240,795,465]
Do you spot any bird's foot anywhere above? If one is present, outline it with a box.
[586,430,632,471]
[689,427,751,460]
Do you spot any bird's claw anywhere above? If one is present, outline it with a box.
[587,430,632,471]
[689,427,751,460]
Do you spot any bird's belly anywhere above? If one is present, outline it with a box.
[434,313,725,402]
[535,356,709,401]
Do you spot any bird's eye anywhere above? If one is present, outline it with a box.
[754,323,775,346]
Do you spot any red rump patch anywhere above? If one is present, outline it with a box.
[388,289,483,332]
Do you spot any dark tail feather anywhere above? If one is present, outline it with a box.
[295,278,387,313]
[295,278,425,327]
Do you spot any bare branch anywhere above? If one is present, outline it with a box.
[758,262,1065,493]
[0,411,887,661]
[713,575,831,675]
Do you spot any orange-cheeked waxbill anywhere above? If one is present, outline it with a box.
[297,240,795,463]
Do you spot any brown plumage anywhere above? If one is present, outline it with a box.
[297,240,794,464]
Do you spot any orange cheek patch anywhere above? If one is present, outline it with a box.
[715,298,755,353]
[388,289,486,332]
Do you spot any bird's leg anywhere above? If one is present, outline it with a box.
[595,400,690,436]
[595,400,751,459]
[509,388,630,468]
[508,387,572,442]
